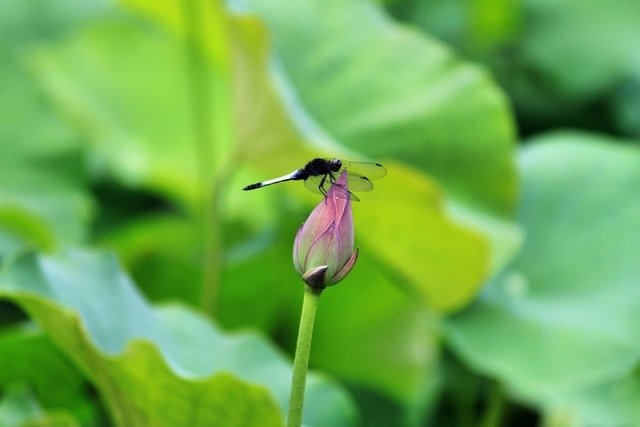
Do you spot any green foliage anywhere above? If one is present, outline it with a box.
[241,0,519,313]
[0,34,92,254]
[1,0,638,425]
[0,326,86,412]
[446,132,640,424]
[390,0,640,136]
[0,386,80,427]
[0,250,356,427]
[245,0,518,215]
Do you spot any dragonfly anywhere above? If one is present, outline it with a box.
[242,158,387,201]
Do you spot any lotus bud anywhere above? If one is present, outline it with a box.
[293,171,359,291]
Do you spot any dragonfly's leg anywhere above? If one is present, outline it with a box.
[319,174,328,195]
[319,175,332,204]
[330,173,352,200]
[326,173,338,195]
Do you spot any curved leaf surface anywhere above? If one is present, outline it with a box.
[244,0,517,216]
[519,0,640,100]
[31,17,203,207]
[102,208,442,421]
[239,0,518,311]
[354,162,490,310]
[0,30,92,252]
[31,0,312,210]
[29,0,504,312]
[543,372,640,427]
[309,255,441,423]
[446,133,640,410]
[391,0,640,136]
[0,250,357,427]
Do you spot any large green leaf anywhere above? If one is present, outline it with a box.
[98,203,441,424]
[510,0,640,136]
[238,0,518,311]
[0,4,93,253]
[385,0,520,56]
[390,0,640,99]
[518,0,640,101]
[0,250,358,427]
[238,157,497,313]
[354,162,492,310]
[446,132,640,417]
[0,0,108,45]
[309,255,441,426]
[99,202,443,423]
[542,371,640,427]
[389,0,640,136]
[31,0,312,210]
[30,16,204,207]
[28,0,506,312]
[243,0,517,216]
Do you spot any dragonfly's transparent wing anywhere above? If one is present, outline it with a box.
[340,187,360,201]
[304,175,325,195]
[341,161,387,179]
[345,172,374,192]
[304,174,360,201]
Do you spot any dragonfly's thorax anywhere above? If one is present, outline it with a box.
[328,158,342,171]
[303,158,342,178]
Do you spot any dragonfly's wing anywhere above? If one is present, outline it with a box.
[304,175,326,195]
[342,161,387,179]
[304,174,360,201]
[345,172,374,192]
[341,189,360,202]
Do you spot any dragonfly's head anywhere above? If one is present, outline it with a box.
[329,158,342,171]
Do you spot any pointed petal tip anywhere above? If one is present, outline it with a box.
[302,265,329,290]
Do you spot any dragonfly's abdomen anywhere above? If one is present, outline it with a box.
[242,169,304,191]
[243,182,263,190]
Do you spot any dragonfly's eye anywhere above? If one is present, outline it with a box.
[331,158,341,167]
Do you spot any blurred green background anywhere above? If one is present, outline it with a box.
[1,0,639,426]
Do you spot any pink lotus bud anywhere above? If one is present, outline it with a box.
[293,172,359,290]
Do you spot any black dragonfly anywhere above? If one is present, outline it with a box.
[242,158,387,201]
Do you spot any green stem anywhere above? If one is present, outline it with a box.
[287,286,322,427]
[478,381,505,427]
[181,0,220,314]
[200,177,223,315]
[451,362,476,427]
